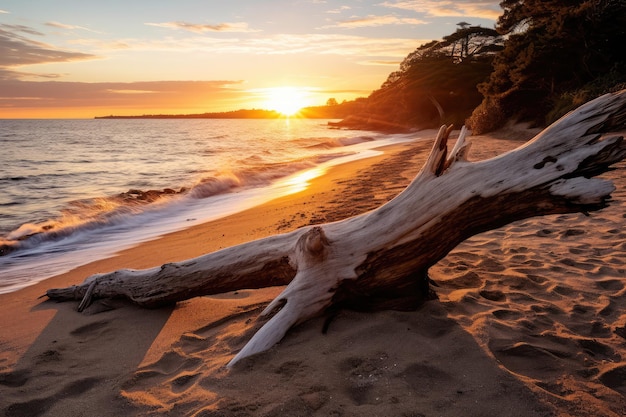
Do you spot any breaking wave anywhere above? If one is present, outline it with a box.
[0,118,420,293]
[0,154,348,257]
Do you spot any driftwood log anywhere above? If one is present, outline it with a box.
[46,91,626,366]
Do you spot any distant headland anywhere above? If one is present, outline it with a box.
[93,101,416,132]
[95,109,286,119]
[94,104,355,120]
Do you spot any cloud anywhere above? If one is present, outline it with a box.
[359,60,403,66]
[0,68,27,80]
[0,9,9,14]
[380,0,502,20]
[230,33,421,58]
[146,21,259,33]
[0,68,65,81]
[46,21,101,33]
[0,79,245,110]
[327,6,351,14]
[326,14,428,28]
[80,33,420,59]
[1,24,44,36]
[0,24,98,70]
[69,38,132,50]
[58,31,421,68]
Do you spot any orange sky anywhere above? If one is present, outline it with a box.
[0,1,501,118]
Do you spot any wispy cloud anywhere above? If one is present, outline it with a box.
[327,6,351,14]
[325,14,427,28]
[1,24,44,37]
[72,33,420,59]
[240,33,421,57]
[0,68,65,81]
[0,80,244,110]
[359,60,403,66]
[380,0,501,20]
[145,21,259,33]
[0,25,97,70]
[69,38,132,50]
[46,21,101,34]
[0,9,9,14]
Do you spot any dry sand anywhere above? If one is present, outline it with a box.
[1,127,625,417]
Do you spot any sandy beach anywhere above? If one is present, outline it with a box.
[1,127,625,417]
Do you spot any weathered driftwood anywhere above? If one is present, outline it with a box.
[46,91,626,366]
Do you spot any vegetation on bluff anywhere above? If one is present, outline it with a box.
[340,0,626,133]
[468,0,626,133]
[331,24,503,131]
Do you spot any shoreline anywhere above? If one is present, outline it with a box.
[0,128,417,294]
[0,138,429,366]
[2,127,625,416]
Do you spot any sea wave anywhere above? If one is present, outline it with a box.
[0,118,421,294]
[0,192,176,256]
[0,153,352,257]
[299,135,375,150]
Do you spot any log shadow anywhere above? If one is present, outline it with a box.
[116,299,557,417]
[0,298,174,417]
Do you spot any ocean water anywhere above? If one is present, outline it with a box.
[0,118,419,293]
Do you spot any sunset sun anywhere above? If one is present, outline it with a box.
[263,87,310,116]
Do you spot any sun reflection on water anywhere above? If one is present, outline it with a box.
[274,167,327,195]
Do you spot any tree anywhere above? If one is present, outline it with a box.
[326,98,338,106]
[442,25,502,63]
[45,91,626,367]
[329,24,503,132]
[352,26,503,130]
[469,0,626,132]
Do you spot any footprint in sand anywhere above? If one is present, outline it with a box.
[491,309,523,320]
[69,319,110,338]
[170,372,202,393]
[535,228,554,237]
[35,349,61,364]
[441,271,482,289]
[398,362,453,401]
[577,339,620,362]
[340,355,388,406]
[490,341,565,381]
[560,228,586,238]
[0,369,30,388]
[4,377,102,417]
[598,365,626,396]
[479,289,506,302]
[275,360,312,381]
[124,350,203,388]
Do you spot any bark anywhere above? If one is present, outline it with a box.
[45,91,626,366]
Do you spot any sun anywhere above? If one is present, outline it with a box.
[263,87,309,116]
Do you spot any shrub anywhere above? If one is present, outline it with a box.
[466,97,507,134]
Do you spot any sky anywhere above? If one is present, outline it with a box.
[0,0,502,118]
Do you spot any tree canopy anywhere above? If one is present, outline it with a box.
[334,1,626,133]
[332,25,503,131]
[467,0,626,132]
